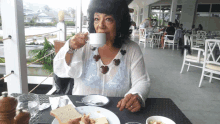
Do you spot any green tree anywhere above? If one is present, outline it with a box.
[29,38,55,73]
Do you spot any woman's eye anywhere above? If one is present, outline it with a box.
[106,18,112,22]
[94,18,99,21]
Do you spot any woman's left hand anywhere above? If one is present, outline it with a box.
[117,94,141,112]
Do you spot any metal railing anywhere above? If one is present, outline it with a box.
[25,29,61,38]
[0,35,12,42]
[0,71,14,81]
[29,72,54,93]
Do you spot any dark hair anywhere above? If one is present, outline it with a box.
[198,24,203,30]
[87,0,131,48]
[180,24,183,26]
[168,22,172,26]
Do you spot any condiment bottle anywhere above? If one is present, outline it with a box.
[14,108,30,124]
[0,91,17,124]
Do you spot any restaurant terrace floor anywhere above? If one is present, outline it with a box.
[131,36,220,124]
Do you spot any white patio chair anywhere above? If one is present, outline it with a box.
[216,31,220,36]
[191,30,197,44]
[211,31,220,37]
[163,30,179,50]
[47,81,57,95]
[196,31,206,46]
[180,34,204,73]
[198,39,220,87]
[139,28,147,48]
[215,37,220,40]
[139,28,153,48]
[150,33,161,48]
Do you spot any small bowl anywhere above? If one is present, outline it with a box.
[146,116,176,124]
[81,94,109,106]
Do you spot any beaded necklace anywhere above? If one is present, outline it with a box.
[91,47,126,74]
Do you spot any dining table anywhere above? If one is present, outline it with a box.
[11,93,192,124]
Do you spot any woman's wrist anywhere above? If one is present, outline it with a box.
[67,46,77,54]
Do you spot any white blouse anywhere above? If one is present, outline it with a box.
[53,39,150,106]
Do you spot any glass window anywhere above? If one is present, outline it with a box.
[150,6,160,26]
[176,5,182,12]
[140,8,143,14]
[197,4,210,12]
[151,6,160,12]
[140,15,143,22]
[196,12,210,17]
[211,4,220,12]
[211,13,220,17]
[161,5,171,26]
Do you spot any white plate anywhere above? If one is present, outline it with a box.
[82,94,109,106]
[52,106,120,124]
[146,116,176,124]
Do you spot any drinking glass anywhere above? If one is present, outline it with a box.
[17,93,40,118]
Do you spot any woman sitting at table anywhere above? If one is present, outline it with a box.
[53,0,150,113]
[160,22,175,48]
[197,24,203,31]
[139,18,152,37]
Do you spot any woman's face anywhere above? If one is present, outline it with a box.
[94,13,116,42]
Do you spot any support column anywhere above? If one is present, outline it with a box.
[170,0,177,23]
[1,0,28,94]
[77,0,82,33]
[136,7,140,26]
[57,22,66,41]
[143,5,149,20]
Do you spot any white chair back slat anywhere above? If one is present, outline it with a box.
[205,40,220,65]
[196,31,206,40]
[180,34,204,74]
[199,39,220,87]
[211,31,220,36]
[184,34,194,48]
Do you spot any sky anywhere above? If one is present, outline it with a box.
[23,0,91,14]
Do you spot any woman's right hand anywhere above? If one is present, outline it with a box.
[69,32,88,50]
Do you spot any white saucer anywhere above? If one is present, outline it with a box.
[81,94,109,106]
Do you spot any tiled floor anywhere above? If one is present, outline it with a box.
[131,36,220,124]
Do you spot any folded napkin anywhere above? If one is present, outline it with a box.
[49,95,75,110]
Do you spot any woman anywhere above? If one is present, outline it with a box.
[160,22,175,48]
[191,24,196,34]
[139,18,152,37]
[191,25,195,30]
[139,18,151,29]
[197,24,203,31]
[54,0,150,113]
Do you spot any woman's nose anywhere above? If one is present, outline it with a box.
[98,19,105,28]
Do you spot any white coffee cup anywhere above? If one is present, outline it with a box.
[87,33,106,47]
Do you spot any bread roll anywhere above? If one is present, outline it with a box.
[95,117,108,124]
[50,104,82,124]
